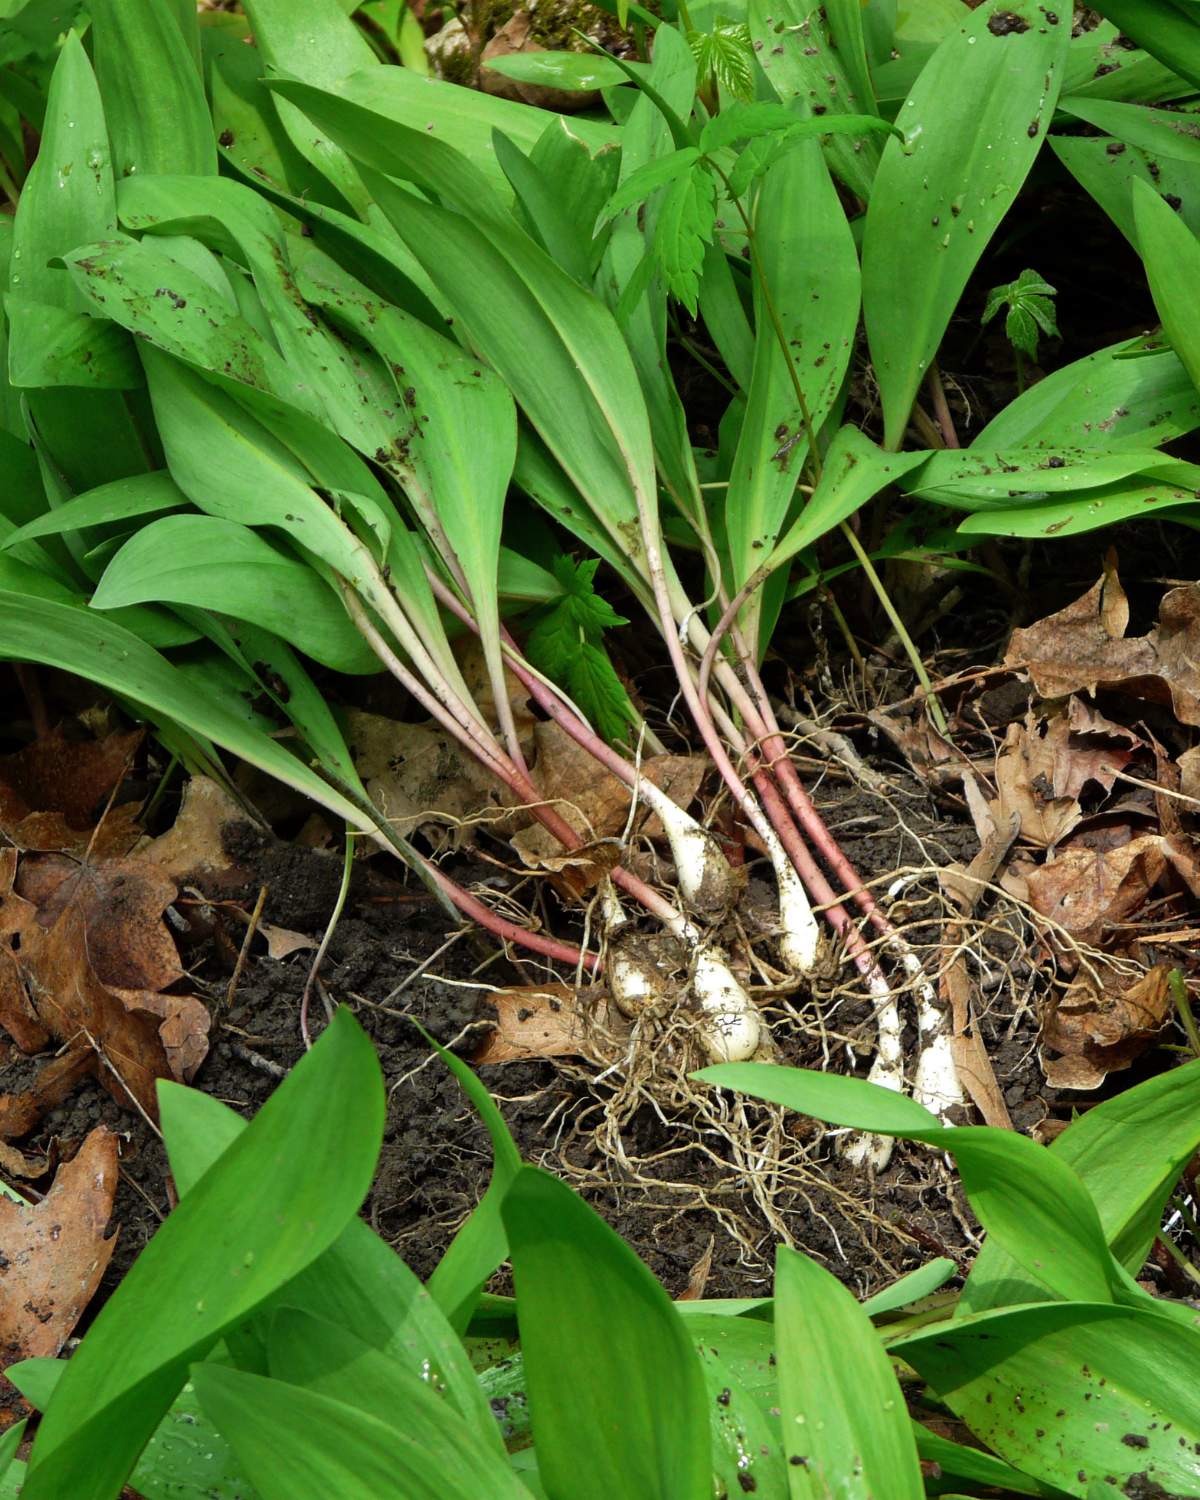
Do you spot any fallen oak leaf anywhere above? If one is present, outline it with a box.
[258,922,318,961]
[0,849,50,1054]
[111,990,210,1084]
[1041,960,1172,1090]
[131,774,250,882]
[0,1127,118,1413]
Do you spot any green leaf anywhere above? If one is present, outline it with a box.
[269,66,618,207]
[654,159,717,312]
[962,1058,1200,1314]
[1134,176,1200,396]
[954,479,1200,539]
[89,0,216,177]
[861,1257,957,1319]
[862,0,1070,448]
[0,1422,24,1482]
[905,446,1166,509]
[724,139,860,626]
[21,1009,385,1500]
[239,0,378,213]
[483,49,643,91]
[193,1363,531,1500]
[1051,132,1200,250]
[266,1310,525,1490]
[91,514,379,674]
[913,1427,1073,1499]
[894,1301,1200,1497]
[1060,95,1200,166]
[775,1246,923,1498]
[689,22,755,99]
[698,100,897,156]
[596,146,702,228]
[502,1166,711,1500]
[424,1033,524,1334]
[974,335,1200,450]
[750,0,884,200]
[1086,0,1200,90]
[765,427,928,573]
[0,592,375,830]
[1,470,187,547]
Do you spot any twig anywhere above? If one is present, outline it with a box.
[220,884,267,1020]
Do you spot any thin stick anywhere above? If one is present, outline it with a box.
[926,361,961,449]
[221,884,268,1020]
[300,830,355,1050]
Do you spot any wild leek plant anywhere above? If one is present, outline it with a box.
[6,1009,1200,1499]
[4,0,1200,1160]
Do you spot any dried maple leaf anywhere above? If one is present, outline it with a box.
[0,849,50,1054]
[0,1127,118,1415]
[1041,961,1172,1089]
[132,774,248,881]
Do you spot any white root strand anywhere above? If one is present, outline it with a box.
[842,970,903,1172]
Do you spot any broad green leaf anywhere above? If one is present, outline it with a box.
[0,1422,24,1481]
[725,138,859,635]
[6,33,132,394]
[894,1301,1200,1497]
[750,0,884,199]
[1060,95,1200,165]
[92,514,379,674]
[426,1035,524,1333]
[239,0,377,213]
[697,1064,1121,1304]
[914,1428,1072,1499]
[0,592,375,830]
[1134,175,1200,394]
[494,130,593,285]
[271,66,618,204]
[1087,0,1200,90]
[825,0,880,115]
[266,1311,523,1489]
[527,119,621,280]
[193,1363,530,1500]
[973,336,1200,450]
[502,1166,711,1500]
[1,470,187,547]
[862,0,1070,448]
[1050,133,1200,249]
[288,236,518,726]
[699,244,753,390]
[159,1082,495,1443]
[484,49,642,91]
[21,1010,384,1500]
[775,1246,923,1499]
[861,1257,957,1318]
[905,446,1178,508]
[956,478,1200,538]
[765,427,926,573]
[89,0,216,177]
[962,1059,1200,1314]
[362,176,657,582]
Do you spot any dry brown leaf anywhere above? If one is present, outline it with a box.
[111,990,210,1084]
[18,856,184,992]
[1008,558,1200,725]
[474,983,626,1064]
[1022,833,1166,947]
[1041,961,1172,1089]
[0,1049,95,1142]
[348,710,520,847]
[20,905,173,1121]
[259,922,318,961]
[1178,746,1200,805]
[990,704,1140,848]
[0,1127,118,1409]
[132,775,248,880]
[511,723,706,893]
[0,849,50,1054]
[0,726,143,856]
[0,1138,47,1180]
